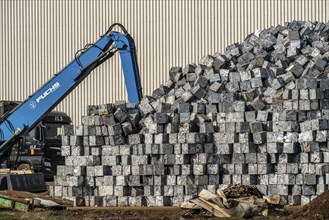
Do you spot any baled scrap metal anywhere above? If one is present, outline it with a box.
[53,20,329,207]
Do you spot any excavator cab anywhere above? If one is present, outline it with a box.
[7,138,22,169]
[0,138,22,169]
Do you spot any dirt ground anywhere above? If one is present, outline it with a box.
[0,205,301,220]
[292,191,329,220]
[5,187,329,220]
[0,206,216,220]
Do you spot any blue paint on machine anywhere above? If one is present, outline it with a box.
[0,24,142,161]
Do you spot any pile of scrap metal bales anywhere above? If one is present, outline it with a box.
[51,20,329,207]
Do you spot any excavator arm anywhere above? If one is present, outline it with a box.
[0,24,142,160]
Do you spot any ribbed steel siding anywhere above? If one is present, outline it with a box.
[1,0,328,124]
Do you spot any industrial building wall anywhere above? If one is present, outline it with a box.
[1,0,328,124]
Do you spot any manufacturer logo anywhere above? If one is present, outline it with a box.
[36,82,60,103]
[29,101,36,109]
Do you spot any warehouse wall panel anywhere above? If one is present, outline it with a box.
[1,0,328,124]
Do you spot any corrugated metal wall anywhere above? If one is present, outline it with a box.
[1,0,328,124]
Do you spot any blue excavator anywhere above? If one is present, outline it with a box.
[0,23,142,191]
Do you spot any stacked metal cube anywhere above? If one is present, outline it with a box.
[51,20,329,206]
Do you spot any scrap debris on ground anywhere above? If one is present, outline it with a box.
[0,190,72,211]
[181,184,281,218]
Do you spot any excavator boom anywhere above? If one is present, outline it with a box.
[0,24,142,162]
